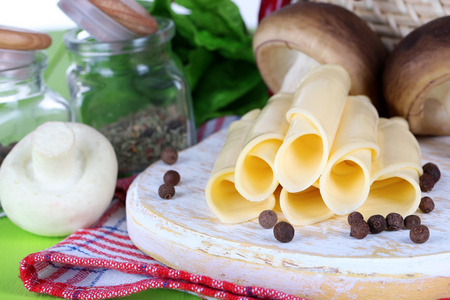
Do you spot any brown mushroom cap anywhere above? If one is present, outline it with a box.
[383,16,450,135]
[253,2,387,113]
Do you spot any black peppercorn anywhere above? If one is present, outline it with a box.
[158,183,175,199]
[422,162,440,183]
[347,211,364,226]
[350,220,370,239]
[259,210,278,229]
[419,173,435,192]
[161,147,178,165]
[273,221,295,243]
[404,215,421,229]
[163,170,180,185]
[419,196,435,213]
[386,213,403,231]
[367,214,386,234]
[410,225,430,244]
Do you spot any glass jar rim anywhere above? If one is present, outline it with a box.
[0,50,47,79]
[63,16,175,56]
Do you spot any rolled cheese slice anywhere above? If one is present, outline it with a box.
[357,117,422,219]
[319,95,380,215]
[275,64,351,192]
[205,109,276,223]
[280,181,334,226]
[235,93,293,202]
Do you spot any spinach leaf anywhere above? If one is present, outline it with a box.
[145,0,269,126]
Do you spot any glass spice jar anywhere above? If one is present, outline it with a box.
[63,17,196,176]
[0,49,72,146]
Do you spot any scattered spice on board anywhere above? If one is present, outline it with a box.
[404,215,421,229]
[420,173,435,192]
[347,211,364,226]
[422,162,440,183]
[158,183,175,199]
[350,220,370,239]
[161,147,178,165]
[163,170,181,185]
[386,212,403,231]
[367,214,386,234]
[259,210,278,229]
[410,225,430,244]
[99,104,187,175]
[419,196,435,213]
[273,221,295,243]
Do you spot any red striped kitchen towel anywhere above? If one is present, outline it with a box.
[19,117,303,300]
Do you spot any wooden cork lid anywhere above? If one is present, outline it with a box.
[0,25,52,50]
[58,0,157,42]
[89,0,158,36]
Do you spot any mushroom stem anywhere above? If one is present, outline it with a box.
[31,122,81,189]
[411,79,450,134]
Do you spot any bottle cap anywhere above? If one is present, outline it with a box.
[0,25,52,50]
[58,0,157,42]
[0,26,51,71]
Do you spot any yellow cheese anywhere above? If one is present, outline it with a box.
[235,93,293,202]
[280,181,334,226]
[319,95,380,215]
[275,65,351,192]
[357,117,422,219]
[205,109,276,223]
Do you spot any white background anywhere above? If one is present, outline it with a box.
[0,0,260,31]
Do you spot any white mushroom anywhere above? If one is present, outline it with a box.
[0,121,118,236]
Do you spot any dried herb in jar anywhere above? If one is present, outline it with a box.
[100,103,188,175]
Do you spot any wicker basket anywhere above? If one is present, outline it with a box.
[301,0,450,50]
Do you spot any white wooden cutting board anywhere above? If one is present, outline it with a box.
[126,129,450,299]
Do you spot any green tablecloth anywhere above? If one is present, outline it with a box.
[0,216,198,300]
[0,31,199,300]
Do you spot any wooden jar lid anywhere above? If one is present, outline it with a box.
[0,25,52,50]
[89,0,157,36]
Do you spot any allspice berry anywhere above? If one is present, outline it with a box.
[386,212,403,231]
[422,162,440,183]
[350,220,370,239]
[158,183,175,199]
[410,225,430,244]
[404,215,421,229]
[259,210,278,229]
[161,147,178,165]
[419,173,435,192]
[163,170,180,185]
[273,221,295,243]
[347,211,364,226]
[419,196,435,213]
[367,214,386,234]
